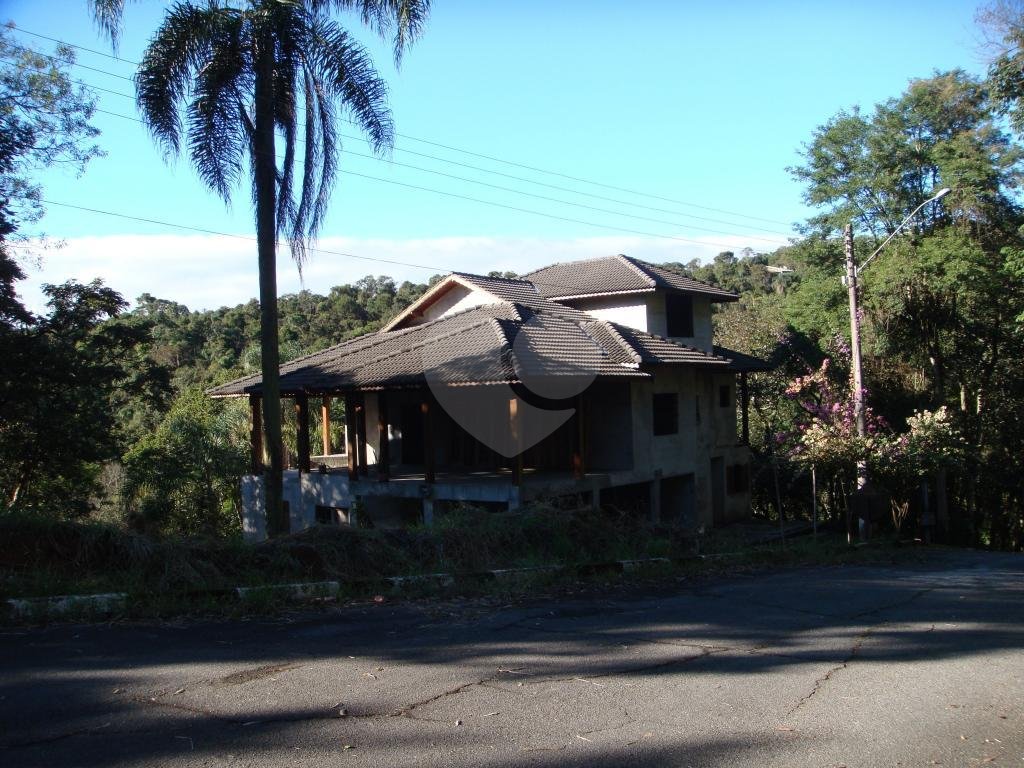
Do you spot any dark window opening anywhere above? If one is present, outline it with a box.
[315,505,343,525]
[653,393,679,436]
[719,385,731,408]
[695,395,701,424]
[666,293,694,337]
[726,463,749,495]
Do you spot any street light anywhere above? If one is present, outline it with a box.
[843,187,951,540]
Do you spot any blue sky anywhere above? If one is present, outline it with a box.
[4,0,987,311]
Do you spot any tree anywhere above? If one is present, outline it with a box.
[0,23,103,231]
[122,388,248,537]
[788,69,1024,547]
[88,0,431,536]
[0,280,161,515]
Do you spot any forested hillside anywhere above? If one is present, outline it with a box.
[3,17,1024,550]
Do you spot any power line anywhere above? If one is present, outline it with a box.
[17,61,791,238]
[76,101,787,245]
[74,103,786,251]
[6,44,796,235]
[5,53,793,236]
[10,25,798,228]
[25,197,753,305]
[34,197,452,273]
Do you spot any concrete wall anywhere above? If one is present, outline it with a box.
[584,381,634,471]
[564,291,712,353]
[627,365,749,529]
[645,292,713,353]
[570,295,649,331]
[709,372,738,448]
[419,284,499,324]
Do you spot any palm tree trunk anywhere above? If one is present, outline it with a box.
[254,32,286,537]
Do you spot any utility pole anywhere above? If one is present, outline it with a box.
[842,189,950,545]
[845,224,869,541]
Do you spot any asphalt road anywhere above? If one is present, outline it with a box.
[2,550,1023,767]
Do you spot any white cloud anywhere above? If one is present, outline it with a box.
[14,231,789,314]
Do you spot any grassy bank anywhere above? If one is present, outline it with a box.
[0,507,922,621]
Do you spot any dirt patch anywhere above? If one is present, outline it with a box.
[216,662,300,686]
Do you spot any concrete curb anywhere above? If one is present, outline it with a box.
[4,592,128,621]
[2,555,692,622]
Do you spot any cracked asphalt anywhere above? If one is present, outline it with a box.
[2,549,1022,767]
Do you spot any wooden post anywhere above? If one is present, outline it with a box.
[740,372,750,446]
[321,395,332,456]
[510,397,522,486]
[344,392,357,481]
[422,397,435,484]
[377,393,390,482]
[356,396,368,476]
[249,394,264,474]
[295,393,311,474]
[572,394,585,479]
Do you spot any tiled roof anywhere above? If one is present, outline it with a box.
[713,345,774,372]
[609,323,731,366]
[452,273,590,320]
[522,254,738,302]
[208,292,732,398]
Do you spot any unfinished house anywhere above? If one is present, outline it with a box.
[209,255,770,540]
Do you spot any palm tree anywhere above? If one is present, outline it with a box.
[87,0,430,535]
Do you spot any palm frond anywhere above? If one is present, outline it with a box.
[136,2,230,158]
[315,0,431,64]
[87,0,131,50]
[307,17,393,154]
[186,18,249,202]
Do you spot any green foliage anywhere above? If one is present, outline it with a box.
[122,389,248,537]
[130,275,428,391]
[0,280,163,516]
[0,24,103,229]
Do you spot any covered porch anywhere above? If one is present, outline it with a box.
[241,382,639,538]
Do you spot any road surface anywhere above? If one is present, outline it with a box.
[2,550,1022,766]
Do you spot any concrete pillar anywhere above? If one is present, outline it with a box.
[649,473,662,524]
[422,498,434,526]
[321,396,332,455]
[344,393,357,481]
[249,394,263,474]
[295,393,311,473]
[377,392,389,481]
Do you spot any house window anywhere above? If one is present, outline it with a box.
[727,463,749,495]
[652,393,678,436]
[665,293,694,337]
[719,385,731,408]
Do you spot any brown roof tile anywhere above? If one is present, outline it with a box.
[522,254,737,301]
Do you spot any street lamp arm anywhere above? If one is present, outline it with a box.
[857,188,951,275]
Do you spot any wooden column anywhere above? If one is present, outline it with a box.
[249,394,264,474]
[377,393,390,481]
[510,397,522,486]
[422,397,435,484]
[356,396,368,476]
[295,393,311,474]
[321,395,332,456]
[572,394,586,479]
[344,392,358,481]
[740,372,750,446]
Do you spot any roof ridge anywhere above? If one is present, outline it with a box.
[587,319,643,365]
[636,258,738,298]
[341,315,504,376]
[453,271,536,285]
[614,254,658,288]
[609,322,730,364]
[488,317,518,381]
[520,253,625,279]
